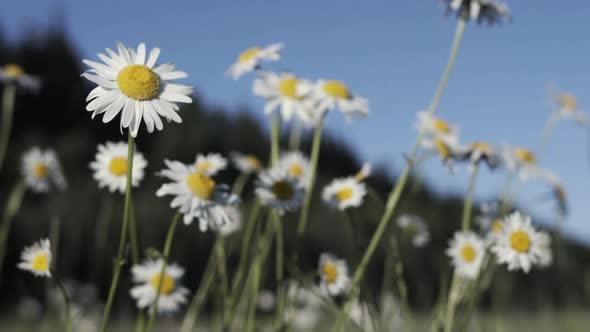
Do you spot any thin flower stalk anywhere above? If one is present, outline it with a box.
[461,164,480,231]
[0,180,26,281]
[53,275,73,332]
[288,119,303,151]
[273,212,286,331]
[0,84,16,172]
[215,237,229,329]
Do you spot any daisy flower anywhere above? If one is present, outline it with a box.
[500,146,539,181]
[194,153,227,176]
[226,43,283,80]
[538,170,568,219]
[253,72,316,125]
[397,214,430,247]
[415,111,459,143]
[278,151,311,186]
[230,152,263,174]
[18,239,52,277]
[82,42,193,137]
[446,231,485,279]
[21,147,67,193]
[299,79,368,121]
[548,90,588,126]
[156,160,239,230]
[217,205,242,237]
[459,141,500,173]
[89,141,148,194]
[130,259,189,313]
[318,253,351,297]
[255,167,305,215]
[420,136,462,172]
[443,0,511,25]
[491,212,548,273]
[322,177,367,211]
[0,63,41,92]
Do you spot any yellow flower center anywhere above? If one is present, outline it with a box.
[434,139,450,158]
[245,155,261,169]
[335,187,353,202]
[4,64,24,78]
[461,245,477,262]
[322,263,338,284]
[514,148,536,165]
[471,141,491,153]
[108,157,128,176]
[32,163,48,179]
[31,253,49,272]
[116,65,160,101]
[186,172,216,199]
[323,80,350,99]
[197,161,212,173]
[491,219,503,233]
[271,180,294,201]
[288,164,303,178]
[238,47,261,63]
[558,94,577,109]
[150,273,176,295]
[510,230,531,253]
[279,77,300,99]
[432,119,452,134]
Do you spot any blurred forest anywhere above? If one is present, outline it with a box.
[1,26,590,320]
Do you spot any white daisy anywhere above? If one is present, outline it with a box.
[21,147,67,193]
[460,141,500,172]
[415,111,459,143]
[255,167,305,215]
[396,214,431,247]
[230,152,263,174]
[446,231,485,279]
[89,141,148,194]
[194,153,227,176]
[318,253,350,297]
[217,205,242,237]
[443,0,511,24]
[18,238,52,277]
[322,177,367,211]
[130,259,189,313]
[299,79,368,121]
[548,90,588,126]
[156,160,239,231]
[420,136,463,172]
[278,151,311,186]
[0,63,41,92]
[226,43,283,80]
[82,42,193,137]
[491,212,548,273]
[500,146,539,181]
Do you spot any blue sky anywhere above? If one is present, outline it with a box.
[3,1,590,241]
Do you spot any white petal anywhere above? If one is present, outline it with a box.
[146,48,161,68]
[160,71,188,80]
[135,43,146,65]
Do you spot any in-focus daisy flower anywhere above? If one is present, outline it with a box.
[420,137,462,172]
[255,167,305,215]
[156,160,239,230]
[299,79,369,121]
[278,151,311,186]
[253,72,315,125]
[397,214,430,247]
[442,0,511,25]
[217,205,242,237]
[491,212,549,273]
[89,141,148,194]
[459,141,500,172]
[501,146,539,181]
[322,177,367,211]
[194,153,227,176]
[415,111,459,143]
[0,63,41,92]
[230,152,263,174]
[446,231,485,279]
[130,259,189,313]
[21,147,67,193]
[354,162,372,182]
[548,89,588,126]
[318,253,350,297]
[82,42,193,137]
[18,239,52,277]
[226,43,283,80]
[256,290,276,312]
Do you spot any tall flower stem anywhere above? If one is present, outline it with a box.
[273,212,286,331]
[461,164,480,231]
[288,119,303,151]
[231,172,251,196]
[270,112,281,165]
[389,234,409,314]
[296,115,325,236]
[0,84,17,173]
[129,202,146,332]
[53,275,73,332]
[215,237,229,329]
[144,211,181,332]
[332,17,467,332]
[443,275,460,332]
[0,179,26,282]
[100,132,135,332]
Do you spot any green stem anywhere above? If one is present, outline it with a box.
[389,234,409,315]
[296,115,325,236]
[270,112,281,166]
[215,237,229,330]
[443,275,460,332]
[53,275,72,332]
[0,179,26,282]
[144,211,181,332]
[231,172,251,196]
[100,132,135,332]
[273,212,285,331]
[0,84,17,173]
[288,119,303,151]
[246,257,262,332]
[49,217,61,271]
[92,195,114,287]
[461,164,479,231]
[128,202,145,332]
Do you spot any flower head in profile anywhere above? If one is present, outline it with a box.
[318,253,350,297]
[194,153,227,176]
[0,63,41,92]
[230,152,263,174]
[255,166,305,215]
[156,160,239,230]
[443,0,511,25]
[500,146,539,181]
[18,239,52,277]
[21,147,67,193]
[547,87,588,126]
[446,231,485,279]
[420,136,463,173]
[299,79,369,121]
[322,177,367,211]
[90,141,147,194]
[459,141,500,172]
[491,212,550,273]
[226,43,283,80]
[82,42,193,137]
[130,259,189,313]
[415,111,459,143]
[397,214,430,247]
[278,151,311,186]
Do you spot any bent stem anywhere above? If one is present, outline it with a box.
[53,275,73,332]
[0,84,16,173]
[100,132,135,332]
[461,164,479,231]
[0,179,26,281]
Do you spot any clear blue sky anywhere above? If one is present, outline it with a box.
[2,1,590,242]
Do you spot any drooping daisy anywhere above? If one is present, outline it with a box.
[0,63,41,92]
[491,212,548,273]
[278,151,311,186]
[318,253,350,297]
[255,167,305,215]
[446,231,485,279]
[226,43,284,80]
[501,146,539,181]
[396,214,430,247]
[548,89,588,126]
[230,152,263,174]
[89,141,148,194]
[442,0,511,25]
[217,205,242,237]
[415,111,459,143]
[156,160,239,230]
[21,147,67,193]
[459,141,500,172]
[82,42,193,137]
[130,259,189,313]
[322,177,367,211]
[299,79,369,121]
[194,153,227,176]
[18,239,52,277]
[420,136,462,172]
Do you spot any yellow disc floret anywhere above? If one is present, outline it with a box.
[31,253,49,272]
[279,77,299,98]
[434,139,451,158]
[558,94,577,110]
[461,245,477,262]
[197,161,212,173]
[323,80,350,99]
[322,263,338,284]
[116,65,160,101]
[150,273,176,295]
[288,164,303,178]
[4,64,24,78]
[432,118,452,134]
[271,180,294,201]
[32,163,48,179]
[245,155,262,169]
[239,47,261,63]
[186,172,216,200]
[109,157,128,176]
[491,219,503,233]
[336,187,353,202]
[514,148,536,165]
[510,230,531,253]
